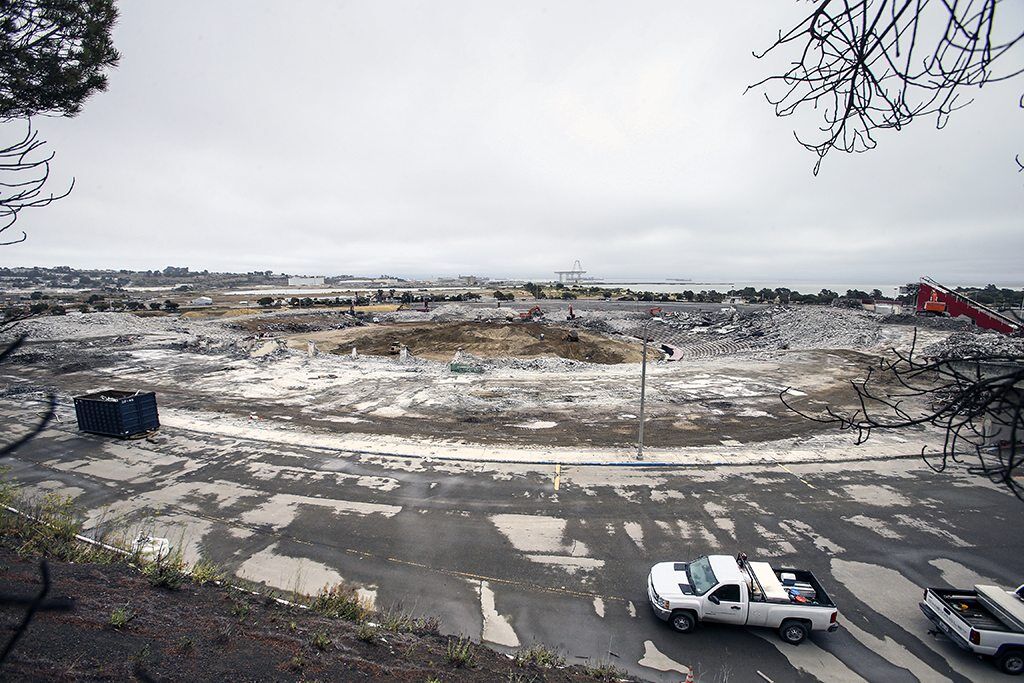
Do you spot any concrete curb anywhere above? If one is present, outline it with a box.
[165,422,927,469]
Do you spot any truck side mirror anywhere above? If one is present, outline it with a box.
[708,595,720,605]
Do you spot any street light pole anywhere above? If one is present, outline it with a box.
[637,318,649,460]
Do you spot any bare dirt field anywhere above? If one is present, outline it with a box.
[292,321,648,364]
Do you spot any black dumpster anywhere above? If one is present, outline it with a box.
[73,390,160,438]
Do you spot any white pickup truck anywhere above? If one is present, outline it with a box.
[920,584,1024,675]
[647,554,839,644]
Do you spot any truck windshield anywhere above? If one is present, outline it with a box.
[687,557,718,595]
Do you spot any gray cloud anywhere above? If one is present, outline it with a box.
[3,0,1022,284]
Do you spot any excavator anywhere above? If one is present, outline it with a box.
[921,290,947,315]
[519,305,543,321]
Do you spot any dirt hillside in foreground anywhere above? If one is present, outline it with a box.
[0,545,626,682]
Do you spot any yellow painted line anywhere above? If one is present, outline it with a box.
[553,464,561,491]
[774,461,816,490]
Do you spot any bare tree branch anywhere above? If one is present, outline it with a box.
[782,330,1024,499]
[0,120,72,245]
[751,0,1024,174]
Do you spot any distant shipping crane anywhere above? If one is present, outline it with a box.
[554,260,587,284]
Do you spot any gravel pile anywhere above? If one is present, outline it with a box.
[0,312,172,341]
[385,304,513,323]
[444,354,588,372]
[769,307,890,349]
[636,305,904,356]
[880,313,975,331]
[922,331,1024,359]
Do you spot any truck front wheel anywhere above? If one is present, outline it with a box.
[670,610,697,634]
[779,620,808,645]
[996,649,1024,675]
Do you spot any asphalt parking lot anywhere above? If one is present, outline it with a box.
[3,402,1021,683]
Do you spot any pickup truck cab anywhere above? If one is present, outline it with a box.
[920,584,1024,675]
[647,554,839,644]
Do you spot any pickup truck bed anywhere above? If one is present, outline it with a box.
[920,585,1024,675]
[932,589,1013,632]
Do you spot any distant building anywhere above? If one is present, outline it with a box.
[862,300,903,315]
[188,296,213,307]
[288,276,325,286]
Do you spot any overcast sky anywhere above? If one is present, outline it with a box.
[2,1,1022,284]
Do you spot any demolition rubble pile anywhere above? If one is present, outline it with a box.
[0,303,967,374]
[384,304,509,323]
[586,306,900,355]
[923,330,1024,360]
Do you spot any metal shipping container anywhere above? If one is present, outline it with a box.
[73,390,160,438]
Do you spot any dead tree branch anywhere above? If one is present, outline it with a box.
[0,120,73,245]
[750,0,1024,174]
[781,331,1024,499]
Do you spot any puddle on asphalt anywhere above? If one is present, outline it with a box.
[478,580,519,647]
[637,640,690,675]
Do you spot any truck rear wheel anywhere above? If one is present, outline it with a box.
[997,649,1024,675]
[779,620,808,645]
[670,610,696,634]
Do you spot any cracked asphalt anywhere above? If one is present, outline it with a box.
[2,398,1021,683]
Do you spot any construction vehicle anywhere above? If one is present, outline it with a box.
[920,290,947,315]
[916,277,1021,335]
[519,305,543,321]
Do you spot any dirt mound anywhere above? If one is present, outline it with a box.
[317,321,646,364]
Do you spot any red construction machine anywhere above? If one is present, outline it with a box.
[916,277,1021,335]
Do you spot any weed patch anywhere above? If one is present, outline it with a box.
[108,604,133,630]
[445,637,474,668]
[173,635,195,654]
[581,661,625,680]
[514,643,565,668]
[356,623,379,644]
[142,553,188,590]
[190,558,223,585]
[309,582,369,622]
[310,630,332,651]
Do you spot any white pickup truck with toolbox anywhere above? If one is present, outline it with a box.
[920,583,1024,675]
[647,553,839,644]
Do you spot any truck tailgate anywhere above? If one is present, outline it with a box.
[922,589,973,648]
